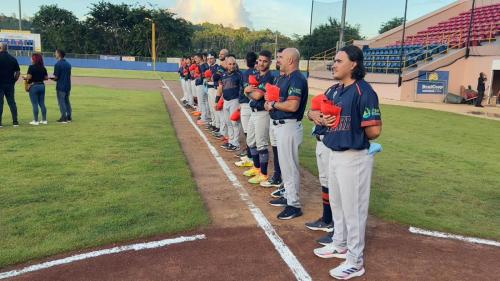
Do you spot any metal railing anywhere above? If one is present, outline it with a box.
[9,50,172,63]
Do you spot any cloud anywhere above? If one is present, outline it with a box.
[173,0,252,28]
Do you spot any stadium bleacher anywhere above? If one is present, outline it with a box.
[364,3,499,73]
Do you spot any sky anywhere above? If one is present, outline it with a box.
[1,0,459,38]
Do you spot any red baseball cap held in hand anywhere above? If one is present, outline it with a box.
[204,69,213,78]
[230,108,241,121]
[249,75,259,87]
[265,83,280,102]
[216,97,224,111]
[321,99,342,128]
[311,94,327,111]
[189,64,197,71]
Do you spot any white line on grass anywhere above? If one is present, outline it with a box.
[160,80,312,281]
[409,227,500,247]
[0,234,206,280]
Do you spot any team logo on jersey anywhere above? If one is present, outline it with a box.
[288,87,302,96]
[363,108,371,119]
[363,107,380,119]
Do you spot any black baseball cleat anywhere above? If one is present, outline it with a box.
[305,218,333,232]
[269,197,287,207]
[270,186,285,198]
[277,206,303,220]
[316,231,334,246]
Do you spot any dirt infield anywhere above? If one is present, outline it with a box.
[4,78,499,281]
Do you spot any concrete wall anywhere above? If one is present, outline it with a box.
[400,46,500,102]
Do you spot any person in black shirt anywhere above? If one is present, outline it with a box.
[475,72,487,107]
[25,53,48,125]
[0,42,21,127]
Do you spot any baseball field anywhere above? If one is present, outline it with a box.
[0,68,499,280]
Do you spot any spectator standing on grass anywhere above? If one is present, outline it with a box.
[475,72,486,108]
[0,42,20,128]
[51,49,72,123]
[25,53,48,125]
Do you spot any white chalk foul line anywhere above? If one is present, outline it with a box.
[0,234,206,280]
[409,227,500,247]
[161,80,312,281]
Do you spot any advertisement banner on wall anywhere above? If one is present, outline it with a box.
[121,56,136,62]
[416,71,449,95]
[100,55,121,61]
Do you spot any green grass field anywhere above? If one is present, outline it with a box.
[300,104,500,240]
[19,65,179,80]
[0,84,209,268]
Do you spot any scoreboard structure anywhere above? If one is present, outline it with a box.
[0,29,42,52]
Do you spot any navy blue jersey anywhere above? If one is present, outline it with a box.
[249,70,275,111]
[270,70,308,121]
[312,125,328,136]
[196,63,209,85]
[212,64,225,89]
[240,68,257,104]
[178,66,184,78]
[322,80,382,151]
[220,70,243,101]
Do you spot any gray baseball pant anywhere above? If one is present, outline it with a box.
[223,98,240,147]
[275,120,303,208]
[328,149,374,268]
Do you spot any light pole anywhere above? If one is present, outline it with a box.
[18,0,22,30]
[145,17,156,72]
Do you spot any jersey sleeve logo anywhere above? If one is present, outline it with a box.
[288,86,302,96]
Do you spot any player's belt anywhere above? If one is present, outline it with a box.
[272,119,298,125]
[251,107,265,112]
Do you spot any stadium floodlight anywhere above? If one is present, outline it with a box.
[18,0,22,30]
[145,17,157,72]
[398,0,408,87]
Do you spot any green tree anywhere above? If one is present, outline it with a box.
[31,5,83,52]
[83,2,193,57]
[378,17,404,34]
[297,18,363,59]
[0,14,32,30]
[190,23,295,58]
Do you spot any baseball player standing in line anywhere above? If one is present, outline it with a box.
[178,57,187,104]
[244,50,275,184]
[235,52,258,167]
[182,56,194,108]
[313,45,382,280]
[261,48,285,195]
[305,94,335,246]
[218,56,242,151]
[195,53,209,125]
[206,53,221,133]
[265,48,308,220]
[189,55,200,115]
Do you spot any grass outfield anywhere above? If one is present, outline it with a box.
[300,104,500,240]
[0,84,209,268]
[19,65,179,80]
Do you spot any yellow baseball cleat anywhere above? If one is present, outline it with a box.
[248,173,268,184]
[243,167,260,177]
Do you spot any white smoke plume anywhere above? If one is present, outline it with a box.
[173,0,252,28]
